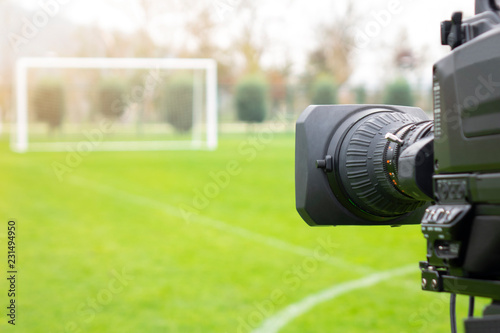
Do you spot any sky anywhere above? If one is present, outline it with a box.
[16,0,477,89]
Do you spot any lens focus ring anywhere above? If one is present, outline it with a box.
[336,112,426,217]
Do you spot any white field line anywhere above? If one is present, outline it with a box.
[251,264,415,333]
[68,175,373,274]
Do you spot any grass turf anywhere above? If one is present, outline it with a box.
[0,132,486,332]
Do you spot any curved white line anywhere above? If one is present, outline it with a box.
[252,264,415,333]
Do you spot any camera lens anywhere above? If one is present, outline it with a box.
[328,110,433,221]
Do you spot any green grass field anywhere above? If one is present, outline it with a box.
[0,132,486,332]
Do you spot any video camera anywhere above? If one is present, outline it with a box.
[295,1,500,331]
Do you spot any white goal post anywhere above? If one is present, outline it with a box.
[13,57,218,153]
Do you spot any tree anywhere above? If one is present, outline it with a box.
[160,76,194,132]
[105,0,179,57]
[311,75,338,105]
[181,4,237,85]
[391,30,426,74]
[98,79,127,119]
[267,61,294,116]
[235,75,268,123]
[383,77,414,106]
[32,78,65,132]
[183,6,218,58]
[229,0,270,75]
[354,85,367,104]
[305,1,358,86]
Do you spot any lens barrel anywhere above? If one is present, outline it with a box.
[296,104,431,226]
[330,111,433,220]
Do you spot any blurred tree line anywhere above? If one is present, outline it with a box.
[0,0,432,130]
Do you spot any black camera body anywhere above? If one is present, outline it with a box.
[295,0,500,330]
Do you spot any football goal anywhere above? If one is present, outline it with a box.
[12,57,217,153]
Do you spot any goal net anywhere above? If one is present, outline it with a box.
[12,57,217,153]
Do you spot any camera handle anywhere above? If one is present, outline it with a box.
[475,0,500,14]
